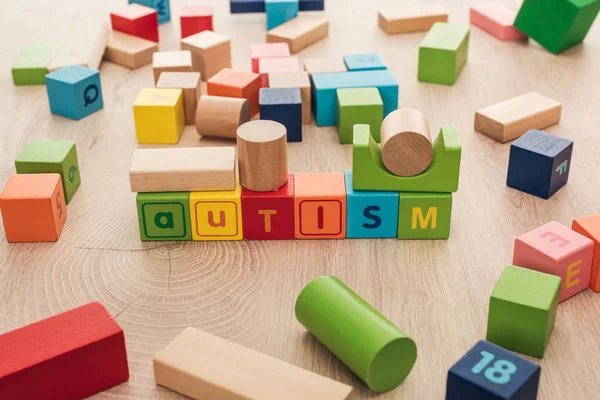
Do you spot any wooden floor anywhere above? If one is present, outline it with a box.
[2,0,600,398]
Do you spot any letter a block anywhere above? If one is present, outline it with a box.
[397,193,452,239]
[133,88,185,144]
[572,214,600,292]
[136,192,191,241]
[513,221,593,302]
[295,173,346,239]
[45,65,103,120]
[242,174,294,240]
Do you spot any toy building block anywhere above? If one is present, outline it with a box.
[269,71,311,123]
[242,173,295,240]
[152,51,193,83]
[189,175,243,241]
[506,130,573,199]
[475,92,562,143]
[398,192,452,239]
[486,265,561,358]
[0,174,66,243]
[352,125,462,192]
[156,72,202,125]
[207,68,261,116]
[0,302,129,399]
[470,2,527,41]
[337,88,383,144]
[47,18,108,72]
[110,4,159,43]
[195,96,251,139]
[378,5,448,34]
[230,0,266,13]
[419,23,470,85]
[572,214,600,292]
[250,43,291,73]
[181,31,231,81]
[133,88,185,144]
[266,0,299,30]
[258,56,299,87]
[46,65,103,121]
[15,140,81,204]
[513,221,593,302]
[343,53,386,71]
[446,340,541,400]
[303,57,347,78]
[129,147,236,192]
[104,31,158,69]
[237,120,289,192]
[181,5,213,39]
[259,88,303,142]
[129,0,171,24]
[137,192,192,241]
[294,173,346,239]
[296,276,417,392]
[12,42,55,85]
[344,171,398,239]
[299,0,324,11]
[267,15,329,53]
[154,327,352,400]
[514,0,600,54]
[312,70,398,127]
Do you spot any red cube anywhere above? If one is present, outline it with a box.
[111,4,159,43]
[181,5,214,39]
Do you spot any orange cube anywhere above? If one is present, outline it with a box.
[294,173,346,239]
[0,174,67,242]
[206,68,261,116]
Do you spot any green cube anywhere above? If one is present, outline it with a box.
[336,88,383,144]
[397,193,452,239]
[418,23,470,85]
[12,42,55,86]
[486,265,561,358]
[15,140,81,203]
[136,192,192,241]
[515,0,600,54]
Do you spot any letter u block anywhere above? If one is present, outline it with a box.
[136,192,191,241]
[397,193,452,239]
[45,65,104,120]
[294,173,346,239]
[513,221,593,302]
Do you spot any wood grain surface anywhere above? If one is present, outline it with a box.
[1,0,600,399]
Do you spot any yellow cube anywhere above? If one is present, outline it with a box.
[133,88,185,144]
[190,176,243,241]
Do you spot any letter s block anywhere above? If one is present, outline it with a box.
[136,192,191,241]
[45,65,104,121]
[397,192,452,239]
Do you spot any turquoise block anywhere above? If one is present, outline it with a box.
[266,0,299,30]
[344,53,386,71]
[129,0,170,24]
[312,70,398,127]
[45,65,103,121]
[345,171,399,239]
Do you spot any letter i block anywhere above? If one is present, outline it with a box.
[446,340,541,400]
[110,4,159,43]
[572,214,600,292]
[45,65,103,120]
[397,193,452,239]
[294,173,346,239]
[133,88,185,144]
[513,221,593,302]
[486,265,561,358]
[129,0,171,24]
[337,89,383,144]
[136,192,191,241]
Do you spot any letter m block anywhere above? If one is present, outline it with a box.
[398,193,452,239]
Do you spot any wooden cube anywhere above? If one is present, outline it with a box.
[0,174,67,243]
[152,51,193,83]
[470,2,527,41]
[129,0,171,24]
[267,15,329,54]
[378,5,448,34]
[303,57,347,77]
[266,0,299,30]
[259,88,302,142]
[268,71,311,124]
[207,68,261,116]
[110,4,159,43]
[137,192,191,241]
[419,23,470,85]
[259,56,299,87]
[104,31,158,69]
[250,43,291,73]
[46,65,103,120]
[572,214,600,292]
[343,53,386,71]
[181,5,213,39]
[12,42,55,85]
[181,31,231,81]
[337,88,383,144]
[133,88,185,144]
[156,72,202,125]
[397,192,452,240]
[294,173,346,239]
[486,265,560,358]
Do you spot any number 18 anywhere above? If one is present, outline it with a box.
[471,351,517,384]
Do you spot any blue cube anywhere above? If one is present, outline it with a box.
[299,0,324,11]
[45,65,103,121]
[345,171,398,238]
[344,53,387,71]
[260,88,302,142]
[230,0,266,13]
[506,129,573,199]
[446,340,541,400]
[265,0,299,30]
[129,0,170,24]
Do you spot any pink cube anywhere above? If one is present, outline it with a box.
[250,43,291,74]
[470,2,527,41]
[513,221,593,302]
[258,57,299,87]
[181,6,214,39]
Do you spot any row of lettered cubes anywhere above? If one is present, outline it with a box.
[137,172,454,241]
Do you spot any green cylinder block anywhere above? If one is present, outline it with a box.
[295,276,417,392]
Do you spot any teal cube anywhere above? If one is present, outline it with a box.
[418,23,470,85]
[45,65,103,121]
[337,89,383,144]
[265,0,299,30]
[136,192,192,241]
[12,42,55,86]
[398,193,452,239]
[343,53,386,71]
[129,0,171,24]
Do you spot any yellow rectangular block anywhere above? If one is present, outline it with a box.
[133,88,185,144]
[190,176,243,241]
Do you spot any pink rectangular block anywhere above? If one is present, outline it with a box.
[258,57,299,87]
[513,221,593,302]
[250,43,291,73]
[470,2,527,41]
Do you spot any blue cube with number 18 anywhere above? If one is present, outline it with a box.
[129,0,170,24]
[45,65,103,121]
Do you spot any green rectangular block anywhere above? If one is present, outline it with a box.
[15,140,81,204]
[514,0,600,54]
[12,42,56,86]
[136,192,192,241]
[486,265,561,358]
[337,88,383,144]
[397,192,452,239]
[418,23,470,85]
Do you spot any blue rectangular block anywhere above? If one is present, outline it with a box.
[265,0,299,30]
[312,70,398,126]
[299,0,324,11]
[446,340,540,400]
[129,0,171,24]
[344,53,386,71]
[260,88,302,142]
[345,172,398,239]
[231,0,266,13]
[45,65,103,121]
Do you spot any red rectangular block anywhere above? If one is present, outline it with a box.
[111,4,159,43]
[0,302,129,399]
[181,5,214,39]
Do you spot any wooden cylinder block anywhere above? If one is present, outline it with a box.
[380,108,433,177]
[195,95,251,139]
[237,120,288,192]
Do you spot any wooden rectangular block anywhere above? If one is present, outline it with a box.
[207,68,261,116]
[418,22,470,85]
[0,302,129,399]
[572,214,600,292]
[181,31,231,81]
[303,57,347,77]
[156,72,202,125]
[259,56,299,87]
[46,65,104,120]
[475,92,562,143]
[397,192,452,240]
[133,88,185,144]
[12,42,55,85]
[343,53,386,71]
[48,17,108,72]
[337,89,383,144]
[129,147,236,192]
[250,42,291,73]
[152,51,193,83]
[137,192,192,241]
[111,3,159,42]
[260,87,303,142]
[105,31,158,69]
[268,71,311,123]
[181,5,213,39]
[294,173,346,239]
[267,15,329,53]
[378,5,448,34]
[470,2,527,41]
